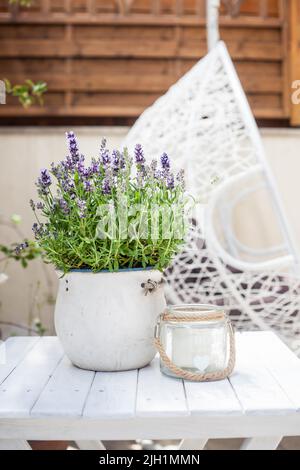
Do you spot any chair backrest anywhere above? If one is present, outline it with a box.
[123,41,300,351]
[123,41,299,266]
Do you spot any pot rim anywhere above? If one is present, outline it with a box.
[57,266,160,275]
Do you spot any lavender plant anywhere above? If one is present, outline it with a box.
[31,132,188,272]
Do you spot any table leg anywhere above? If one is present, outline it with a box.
[0,440,31,450]
[75,440,106,450]
[178,439,207,450]
[240,437,282,450]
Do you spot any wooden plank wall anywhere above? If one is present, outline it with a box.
[0,0,293,124]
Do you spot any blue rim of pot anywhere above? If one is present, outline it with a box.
[69,267,154,273]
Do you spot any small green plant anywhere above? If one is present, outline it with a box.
[31,133,190,273]
[4,79,47,108]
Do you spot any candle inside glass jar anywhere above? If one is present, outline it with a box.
[159,305,229,378]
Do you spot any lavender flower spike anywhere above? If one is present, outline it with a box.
[102,178,111,195]
[91,158,99,174]
[37,169,52,191]
[77,154,87,177]
[66,131,80,164]
[160,152,170,170]
[100,137,107,155]
[84,180,93,192]
[166,173,175,189]
[59,198,70,215]
[112,150,120,174]
[32,222,44,239]
[134,144,145,166]
[101,150,110,167]
[76,198,87,218]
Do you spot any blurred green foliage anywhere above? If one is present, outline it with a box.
[4,79,47,108]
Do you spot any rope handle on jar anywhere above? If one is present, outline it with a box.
[154,310,236,382]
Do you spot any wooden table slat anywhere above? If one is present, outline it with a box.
[0,337,64,418]
[83,369,138,419]
[136,358,189,417]
[31,355,95,417]
[229,333,297,415]
[241,331,300,411]
[184,378,243,416]
[0,337,40,386]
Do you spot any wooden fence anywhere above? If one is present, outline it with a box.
[0,0,298,125]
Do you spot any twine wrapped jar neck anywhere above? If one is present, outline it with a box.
[161,304,226,323]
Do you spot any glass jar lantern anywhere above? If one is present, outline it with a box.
[154,304,235,382]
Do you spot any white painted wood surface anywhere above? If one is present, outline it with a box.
[242,332,300,410]
[83,369,137,418]
[184,376,242,416]
[75,440,106,450]
[32,355,95,417]
[240,436,282,450]
[0,337,64,418]
[0,333,300,450]
[0,439,32,450]
[178,439,207,450]
[229,333,295,415]
[136,358,188,417]
[0,336,40,385]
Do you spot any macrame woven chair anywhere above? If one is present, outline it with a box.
[122,41,300,354]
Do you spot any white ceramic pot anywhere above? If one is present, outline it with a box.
[54,268,166,371]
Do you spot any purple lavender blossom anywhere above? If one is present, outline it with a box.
[160,153,170,170]
[38,169,51,187]
[62,156,74,172]
[37,201,44,210]
[102,178,111,195]
[60,176,75,195]
[51,161,59,176]
[134,144,145,166]
[77,155,86,176]
[29,199,35,211]
[119,152,126,169]
[154,169,161,179]
[66,131,80,164]
[101,150,110,167]
[32,223,44,239]
[100,137,107,155]
[84,180,93,192]
[51,161,65,179]
[90,158,100,174]
[76,198,87,218]
[112,150,120,174]
[15,241,28,255]
[166,173,175,189]
[37,169,52,193]
[58,198,70,215]
[99,138,110,167]
[32,223,39,237]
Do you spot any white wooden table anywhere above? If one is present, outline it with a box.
[1,331,300,451]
